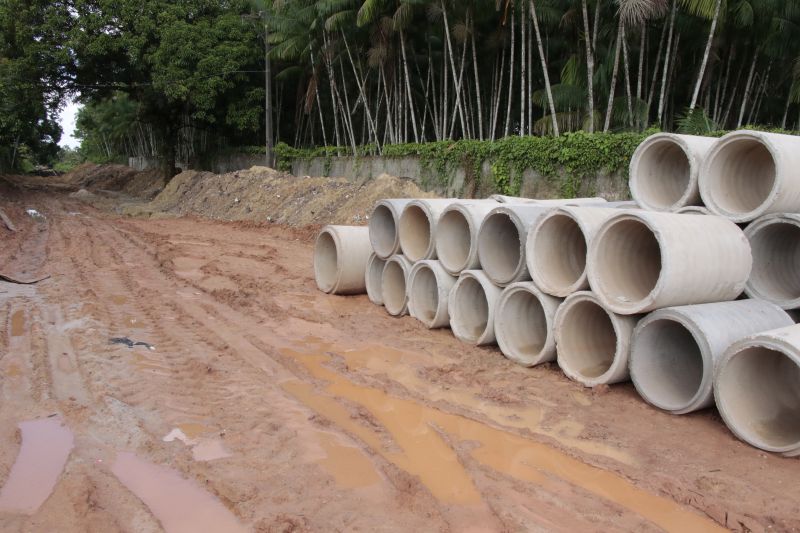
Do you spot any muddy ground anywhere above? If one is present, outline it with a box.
[0,172,799,532]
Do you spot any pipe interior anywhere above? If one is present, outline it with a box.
[632,318,704,410]
[635,140,691,209]
[707,138,776,215]
[749,222,800,303]
[594,219,661,304]
[499,290,548,358]
[437,210,471,272]
[453,277,489,339]
[366,255,386,300]
[369,204,396,257]
[534,214,586,291]
[558,300,616,378]
[400,205,431,260]
[718,347,800,448]
[382,261,407,314]
[410,266,439,322]
[314,231,338,292]
[479,213,520,281]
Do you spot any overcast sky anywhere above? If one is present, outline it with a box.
[58,100,81,149]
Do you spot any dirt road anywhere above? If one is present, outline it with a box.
[0,189,798,532]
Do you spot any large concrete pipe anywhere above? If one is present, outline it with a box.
[629,133,716,212]
[398,199,455,262]
[408,260,457,329]
[715,323,800,455]
[365,253,387,306]
[527,206,617,297]
[587,211,752,315]
[553,291,638,387]
[744,213,800,309]
[630,300,792,415]
[700,130,800,223]
[314,225,372,295]
[381,255,413,316]
[369,199,412,259]
[477,205,552,286]
[489,195,606,205]
[448,270,502,345]
[676,205,711,215]
[494,282,562,366]
[435,201,500,276]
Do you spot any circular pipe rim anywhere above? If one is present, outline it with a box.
[314,227,343,294]
[408,261,448,328]
[477,208,527,286]
[369,201,402,259]
[448,271,497,345]
[382,256,411,316]
[528,210,590,297]
[399,200,436,262]
[629,133,699,212]
[495,282,556,366]
[743,213,800,309]
[435,203,478,275]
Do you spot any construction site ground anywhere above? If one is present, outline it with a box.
[0,166,797,533]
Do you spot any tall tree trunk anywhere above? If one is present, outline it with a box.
[399,31,420,143]
[604,19,624,132]
[737,50,758,128]
[582,0,595,131]
[263,21,274,167]
[519,0,527,136]
[646,16,668,114]
[637,25,645,101]
[441,0,467,138]
[782,85,793,129]
[491,43,507,140]
[689,0,722,111]
[657,0,677,125]
[504,8,517,137]
[527,10,533,135]
[530,0,559,136]
[622,27,633,127]
[470,19,484,140]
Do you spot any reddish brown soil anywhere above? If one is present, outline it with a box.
[0,187,798,532]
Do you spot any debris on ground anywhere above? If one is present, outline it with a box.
[110,337,156,350]
[0,207,17,231]
[0,273,51,284]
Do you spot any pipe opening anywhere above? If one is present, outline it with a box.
[718,347,800,449]
[635,139,691,209]
[594,219,661,304]
[314,231,338,293]
[369,204,396,258]
[366,255,386,304]
[479,213,520,282]
[707,138,776,215]
[399,205,431,261]
[452,277,489,340]
[437,210,471,273]
[632,319,704,411]
[382,261,407,315]
[533,214,586,292]
[558,300,616,378]
[499,290,548,359]
[748,222,800,303]
[410,266,438,322]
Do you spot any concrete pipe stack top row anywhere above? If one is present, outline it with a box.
[313,129,800,457]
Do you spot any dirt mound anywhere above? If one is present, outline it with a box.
[124,167,436,226]
[60,163,140,190]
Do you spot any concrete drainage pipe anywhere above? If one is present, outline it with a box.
[700,130,800,223]
[398,199,455,262]
[477,205,551,286]
[630,300,792,415]
[527,206,617,297]
[553,291,638,387]
[715,323,800,455]
[676,205,711,215]
[365,253,387,306]
[494,282,562,366]
[314,225,372,295]
[587,211,752,315]
[435,201,501,276]
[382,255,413,316]
[489,195,606,205]
[448,270,502,345]
[629,133,716,212]
[369,199,412,259]
[408,260,457,329]
[744,213,800,309]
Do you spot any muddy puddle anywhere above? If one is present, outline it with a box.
[10,310,25,337]
[280,339,724,531]
[111,452,246,533]
[0,418,74,514]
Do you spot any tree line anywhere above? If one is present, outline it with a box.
[2,0,800,175]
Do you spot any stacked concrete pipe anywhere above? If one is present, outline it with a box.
[630,300,792,415]
[715,323,800,456]
[314,225,372,295]
[489,195,606,205]
[527,206,618,297]
[743,213,800,309]
[554,291,639,387]
[494,282,562,367]
[382,255,413,316]
[408,260,457,329]
[435,201,502,275]
[369,199,412,259]
[398,198,461,262]
[449,270,502,345]
[700,130,800,222]
[675,205,711,215]
[629,133,716,212]
[365,253,387,305]
[587,210,752,315]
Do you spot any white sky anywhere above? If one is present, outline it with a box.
[58,100,82,149]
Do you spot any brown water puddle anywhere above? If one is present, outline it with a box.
[111,452,246,533]
[0,418,74,514]
[315,432,381,488]
[111,294,127,306]
[280,344,724,532]
[10,310,25,337]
